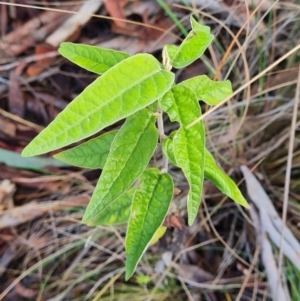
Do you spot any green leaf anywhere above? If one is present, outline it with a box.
[179,75,232,105]
[82,108,158,223]
[59,42,130,74]
[136,275,152,285]
[162,136,249,209]
[54,130,117,169]
[204,149,250,208]
[22,53,174,157]
[125,168,173,280]
[149,226,167,246]
[162,139,249,208]
[160,85,205,226]
[87,188,136,226]
[147,100,158,113]
[164,16,214,69]
[162,132,177,166]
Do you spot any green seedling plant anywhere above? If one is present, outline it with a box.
[22,17,249,280]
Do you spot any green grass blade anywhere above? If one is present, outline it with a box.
[82,108,158,223]
[125,168,173,280]
[59,42,130,74]
[22,53,174,157]
[54,130,117,169]
[156,0,188,36]
[160,85,205,226]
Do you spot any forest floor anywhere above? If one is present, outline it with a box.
[0,1,300,300]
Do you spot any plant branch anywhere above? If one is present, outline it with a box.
[157,108,168,172]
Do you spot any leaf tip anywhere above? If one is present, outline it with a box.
[52,152,62,160]
[188,215,196,226]
[21,146,32,157]
[125,262,136,281]
[81,215,90,224]
[238,198,250,209]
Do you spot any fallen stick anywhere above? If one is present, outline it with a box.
[0,10,69,57]
[46,0,103,47]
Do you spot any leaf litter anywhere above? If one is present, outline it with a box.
[0,0,300,300]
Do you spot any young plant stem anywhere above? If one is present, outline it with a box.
[157,108,168,172]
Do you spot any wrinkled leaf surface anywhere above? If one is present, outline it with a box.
[160,85,205,225]
[22,54,174,157]
[179,75,232,105]
[82,109,158,223]
[125,168,173,280]
[164,17,213,69]
[59,42,130,74]
[54,130,117,169]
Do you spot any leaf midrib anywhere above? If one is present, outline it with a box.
[38,67,164,152]
[85,116,156,220]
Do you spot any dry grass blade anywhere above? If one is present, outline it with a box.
[241,166,300,271]
[187,42,300,128]
[0,0,179,38]
[277,64,300,300]
[249,205,290,301]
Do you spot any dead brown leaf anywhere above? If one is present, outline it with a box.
[8,64,26,117]
[0,10,68,57]
[26,43,56,76]
[12,177,70,194]
[163,215,182,230]
[0,117,17,137]
[176,264,215,283]
[0,180,16,210]
[105,0,128,29]
[0,202,46,229]
[15,282,38,299]
[1,3,8,37]
[0,195,89,229]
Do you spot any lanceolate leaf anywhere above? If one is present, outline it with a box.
[204,149,249,208]
[59,42,130,74]
[179,75,232,105]
[162,140,249,208]
[22,54,174,157]
[125,168,173,280]
[160,86,205,226]
[87,188,136,226]
[82,109,158,223]
[164,16,213,69]
[54,130,117,169]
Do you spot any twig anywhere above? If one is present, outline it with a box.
[46,0,102,47]
[157,108,168,172]
[0,107,43,131]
